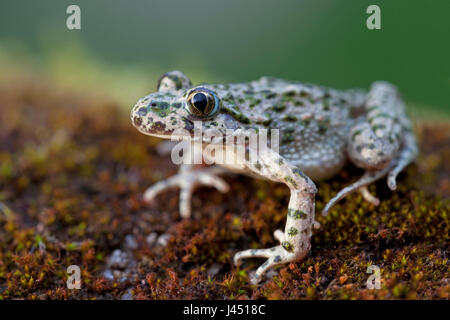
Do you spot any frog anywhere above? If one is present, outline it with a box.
[130,70,417,284]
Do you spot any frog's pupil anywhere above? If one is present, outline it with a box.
[192,93,209,114]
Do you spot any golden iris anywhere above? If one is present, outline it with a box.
[186,88,219,117]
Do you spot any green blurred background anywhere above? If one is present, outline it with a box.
[0,0,449,116]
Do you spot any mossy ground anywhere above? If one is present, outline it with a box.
[0,82,448,300]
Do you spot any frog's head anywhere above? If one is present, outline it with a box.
[131,70,246,141]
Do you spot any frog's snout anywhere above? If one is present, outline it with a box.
[131,98,174,137]
[130,103,146,129]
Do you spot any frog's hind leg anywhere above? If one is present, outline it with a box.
[321,165,391,216]
[347,81,404,172]
[324,81,417,216]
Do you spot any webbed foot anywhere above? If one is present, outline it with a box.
[233,229,308,284]
[144,166,229,218]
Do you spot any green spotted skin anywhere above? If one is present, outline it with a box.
[131,71,418,284]
[132,76,415,181]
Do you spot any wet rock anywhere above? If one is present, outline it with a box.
[146,232,158,245]
[121,288,134,300]
[157,233,171,247]
[107,249,129,270]
[124,234,138,250]
[207,264,222,278]
[103,269,114,281]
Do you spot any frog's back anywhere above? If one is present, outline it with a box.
[209,77,367,180]
[209,76,366,126]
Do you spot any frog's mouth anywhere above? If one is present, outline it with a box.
[134,123,176,138]
[132,118,195,141]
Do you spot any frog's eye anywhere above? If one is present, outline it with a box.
[186,88,219,118]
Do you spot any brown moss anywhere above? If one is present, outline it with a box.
[0,81,448,300]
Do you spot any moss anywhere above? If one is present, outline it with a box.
[0,81,448,300]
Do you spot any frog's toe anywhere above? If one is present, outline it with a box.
[322,166,391,216]
[387,173,397,191]
[234,246,297,284]
[143,175,194,218]
[180,171,229,218]
[179,184,194,219]
[234,249,260,267]
[144,178,194,219]
[273,229,284,242]
[358,186,380,206]
[143,179,175,202]
[387,131,418,191]
[233,247,274,267]
[196,172,230,193]
[144,167,229,218]
[249,273,262,285]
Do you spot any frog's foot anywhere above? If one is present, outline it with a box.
[143,166,229,218]
[233,229,309,285]
[321,165,391,216]
[358,186,380,206]
[386,131,418,191]
[336,82,418,216]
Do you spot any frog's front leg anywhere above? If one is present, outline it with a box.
[233,149,317,284]
[143,164,229,218]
